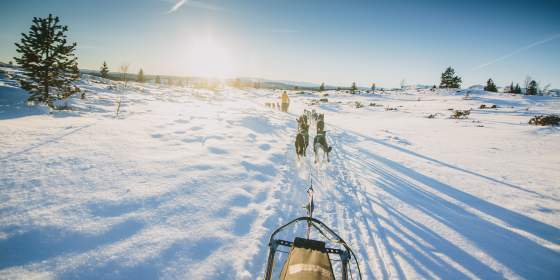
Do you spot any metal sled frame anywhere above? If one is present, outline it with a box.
[264,216,362,280]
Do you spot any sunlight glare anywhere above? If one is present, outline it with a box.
[185,36,236,79]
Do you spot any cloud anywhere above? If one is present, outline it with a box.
[168,0,186,13]
[473,33,560,70]
[167,0,224,13]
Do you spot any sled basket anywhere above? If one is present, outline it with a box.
[264,217,362,280]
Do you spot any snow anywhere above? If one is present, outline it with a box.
[1,74,559,279]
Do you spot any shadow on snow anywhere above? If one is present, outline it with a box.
[330,130,559,279]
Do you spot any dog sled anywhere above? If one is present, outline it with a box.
[264,187,362,280]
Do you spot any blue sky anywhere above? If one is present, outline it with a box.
[1,0,559,88]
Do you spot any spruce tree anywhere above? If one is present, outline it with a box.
[14,14,80,106]
[137,68,145,83]
[439,67,462,88]
[155,75,161,84]
[371,83,376,91]
[508,82,514,93]
[527,80,538,95]
[514,83,521,94]
[351,82,357,94]
[100,61,109,78]
[484,78,498,92]
[319,82,325,91]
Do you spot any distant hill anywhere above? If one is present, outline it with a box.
[235,77,331,90]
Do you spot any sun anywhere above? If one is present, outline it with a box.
[185,37,236,79]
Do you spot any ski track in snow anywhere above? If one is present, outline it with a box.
[1,74,560,279]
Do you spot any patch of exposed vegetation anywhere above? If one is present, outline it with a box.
[529,115,560,126]
[479,104,498,109]
[451,110,471,119]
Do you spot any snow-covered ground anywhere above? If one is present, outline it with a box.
[1,73,559,279]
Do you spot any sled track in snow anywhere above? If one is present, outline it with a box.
[285,124,406,280]
[326,131,401,280]
[260,102,401,279]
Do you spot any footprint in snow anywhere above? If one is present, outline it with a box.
[208,147,229,155]
[229,194,252,207]
[254,190,268,204]
[232,211,258,236]
[258,143,271,151]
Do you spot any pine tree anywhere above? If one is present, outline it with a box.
[508,82,514,93]
[137,68,145,83]
[14,14,80,106]
[351,82,357,94]
[100,61,109,78]
[371,83,376,91]
[439,67,462,88]
[319,82,325,91]
[527,80,538,95]
[155,75,161,84]
[514,83,521,94]
[484,78,498,92]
